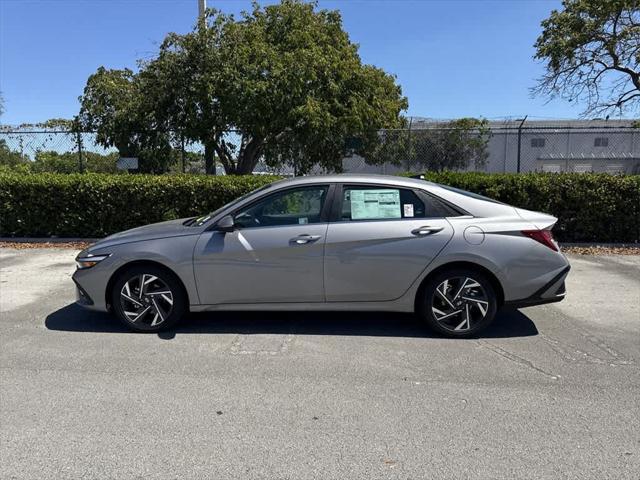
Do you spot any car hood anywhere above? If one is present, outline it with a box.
[88,218,199,252]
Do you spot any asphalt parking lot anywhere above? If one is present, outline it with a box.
[1,247,639,479]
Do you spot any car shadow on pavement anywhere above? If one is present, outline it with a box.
[45,304,538,339]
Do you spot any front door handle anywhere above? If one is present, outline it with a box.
[411,226,444,236]
[290,234,322,244]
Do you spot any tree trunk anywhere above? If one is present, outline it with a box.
[204,143,216,175]
[234,138,263,174]
[235,159,258,175]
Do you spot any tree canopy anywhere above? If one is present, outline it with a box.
[0,139,29,168]
[77,67,175,173]
[78,67,144,157]
[79,0,407,174]
[533,0,640,117]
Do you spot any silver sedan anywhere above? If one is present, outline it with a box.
[73,174,570,337]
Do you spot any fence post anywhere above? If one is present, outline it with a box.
[406,117,413,172]
[516,115,527,173]
[76,131,84,173]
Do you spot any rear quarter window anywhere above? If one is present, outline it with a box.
[422,193,466,217]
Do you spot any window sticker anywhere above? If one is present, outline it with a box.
[299,217,309,224]
[403,204,414,217]
[350,189,401,220]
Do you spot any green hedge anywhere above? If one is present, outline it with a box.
[0,171,638,242]
[418,172,640,243]
[0,173,277,238]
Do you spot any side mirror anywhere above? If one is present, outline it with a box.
[216,215,235,232]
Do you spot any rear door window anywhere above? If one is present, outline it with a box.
[341,186,426,221]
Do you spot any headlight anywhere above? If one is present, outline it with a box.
[75,254,110,270]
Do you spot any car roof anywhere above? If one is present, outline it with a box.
[265,173,518,218]
[272,174,437,189]
[204,173,516,223]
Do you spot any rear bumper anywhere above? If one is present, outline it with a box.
[503,265,570,309]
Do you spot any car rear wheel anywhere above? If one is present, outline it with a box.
[420,268,497,338]
[111,265,186,332]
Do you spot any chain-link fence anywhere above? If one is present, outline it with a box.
[0,129,119,173]
[1,120,638,175]
[349,120,640,175]
[504,126,640,174]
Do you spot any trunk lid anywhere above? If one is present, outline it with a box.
[514,207,557,230]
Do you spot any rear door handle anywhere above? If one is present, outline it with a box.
[411,226,444,236]
[290,234,322,244]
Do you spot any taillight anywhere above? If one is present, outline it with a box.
[522,229,558,251]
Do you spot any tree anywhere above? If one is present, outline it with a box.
[0,139,29,167]
[33,151,119,173]
[78,68,142,157]
[77,67,174,173]
[533,0,640,117]
[367,118,490,172]
[139,21,225,174]
[142,0,407,174]
[412,118,490,172]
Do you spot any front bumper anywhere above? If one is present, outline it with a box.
[73,278,94,306]
[72,267,110,312]
[503,265,570,309]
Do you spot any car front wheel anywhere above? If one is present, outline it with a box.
[111,266,186,332]
[420,268,497,338]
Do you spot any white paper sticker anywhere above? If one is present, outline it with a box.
[350,189,401,220]
[299,217,309,224]
[403,204,414,217]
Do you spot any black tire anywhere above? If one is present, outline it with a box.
[111,265,187,333]
[419,268,498,338]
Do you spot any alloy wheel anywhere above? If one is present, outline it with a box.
[431,276,490,333]
[119,274,174,327]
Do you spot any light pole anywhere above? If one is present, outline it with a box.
[516,115,528,173]
[197,0,212,174]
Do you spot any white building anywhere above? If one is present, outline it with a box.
[339,119,640,175]
[481,119,639,174]
[412,119,640,174]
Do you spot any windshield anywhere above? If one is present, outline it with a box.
[192,183,275,226]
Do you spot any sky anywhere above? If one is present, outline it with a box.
[0,0,615,126]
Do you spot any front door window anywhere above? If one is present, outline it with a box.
[234,186,329,228]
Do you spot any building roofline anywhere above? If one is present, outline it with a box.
[407,117,638,129]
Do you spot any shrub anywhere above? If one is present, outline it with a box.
[0,173,277,237]
[0,171,638,242]
[417,171,640,243]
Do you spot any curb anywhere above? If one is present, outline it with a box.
[0,237,101,243]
